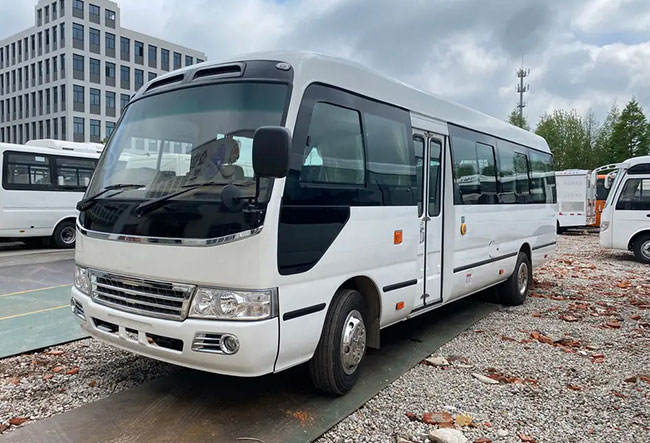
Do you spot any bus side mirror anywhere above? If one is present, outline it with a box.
[252,126,291,179]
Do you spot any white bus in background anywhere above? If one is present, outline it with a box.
[555,169,596,233]
[70,52,557,395]
[600,155,650,263]
[0,140,101,248]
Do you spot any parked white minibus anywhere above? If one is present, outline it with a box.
[599,155,650,263]
[555,170,596,233]
[71,52,557,394]
[0,140,101,248]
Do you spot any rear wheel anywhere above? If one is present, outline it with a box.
[497,251,532,306]
[52,220,76,249]
[308,289,368,396]
[632,234,650,264]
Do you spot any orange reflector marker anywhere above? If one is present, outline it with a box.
[19,230,25,233]
[394,230,403,245]
[460,223,467,235]
[396,301,405,310]
[499,269,504,275]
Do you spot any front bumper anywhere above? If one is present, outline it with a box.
[70,287,279,377]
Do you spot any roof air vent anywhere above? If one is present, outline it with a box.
[146,74,185,92]
[193,64,243,81]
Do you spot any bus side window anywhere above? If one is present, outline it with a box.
[476,143,497,204]
[616,179,650,211]
[429,139,442,215]
[451,135,479,205]
[413,135,425,216]
[299,102,364,186]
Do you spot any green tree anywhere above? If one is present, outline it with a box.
[610,98,650,161]
[508,108,529,130]
[593,103,620,166]
[535,110,587,170]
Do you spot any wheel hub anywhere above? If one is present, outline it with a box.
[518,262,529,296]
[340,310,366,375]
[642,241,650,259]
[61,226,76,244]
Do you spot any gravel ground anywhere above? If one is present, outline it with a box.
[1,233,649,442]
[319,233,650,443]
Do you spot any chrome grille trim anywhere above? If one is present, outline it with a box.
[90,270,196,321]
[192,333,223,354]
[77,222,264,247]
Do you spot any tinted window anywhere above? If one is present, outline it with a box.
[429,139,442,216]
[616,178,650,211]
[414,135,425,216]
[451,135,479,204]
[3,152,51,187]
[476,143,497,204]
[529,150,556,204]
[56,157,95,187]
[365,113,413,188]
[497,141,530,203]
[300,102,364,185]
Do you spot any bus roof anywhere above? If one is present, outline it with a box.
[138,51,551,154]
[621,155,650,168]
[0,142,101,159]
[25,139,104,154]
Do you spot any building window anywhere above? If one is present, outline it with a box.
[106,121,115,138]
[161,48,170,70]
[89,28,100,46]
[106,91,115,109]
[134,69,143,89]
[90,119,100,137]
[120,93,129,112]
[173,52,181,70]
[105,32,115,50]
[148,72,157,81]
[72,23,84,42]
[185,55,193,66]
[134,41,144,58]
[120,37,130,56]
[120,65,130,83]
[73,85,84,103]
[73,0,84,12]
[74,117,85,136]
[148,45,157,67]
[105,9,115,22]
[73,54,84,72]
[89,4,100,18]
[89,58,100,76]
[105,61,115,78]
[197,58,204,64]
[89,88,100,106]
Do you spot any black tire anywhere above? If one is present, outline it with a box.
[52,220,77,249]
[308,289,368,396]
[497,251,532,306]
[556,222,565,235]
[632,234,650,264]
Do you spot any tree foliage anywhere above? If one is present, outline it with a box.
[531,98,650,170]
[508,108,529,130]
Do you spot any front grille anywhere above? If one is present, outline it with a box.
[70,297,85,320]
[90,271,195,321]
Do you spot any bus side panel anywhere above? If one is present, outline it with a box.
[274,206,418,372]
[447,204,555,301]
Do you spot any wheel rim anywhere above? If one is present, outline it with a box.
[642,241,650,260]
[340,310,366,375]
[61,226,76,245]
[518,262,529,296]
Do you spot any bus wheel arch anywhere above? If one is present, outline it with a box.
[52,217,78,249]
[340,276,381,350]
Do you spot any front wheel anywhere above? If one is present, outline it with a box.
[308,289,368,396]
[497,251,532,306]
[52,220,77,249]
[632,234,650,264]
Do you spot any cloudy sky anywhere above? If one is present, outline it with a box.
[3,0,649,127]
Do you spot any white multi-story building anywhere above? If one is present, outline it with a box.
[0,0,206,143]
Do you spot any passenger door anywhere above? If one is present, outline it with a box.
[613,177,650,247]
[413,131,444,312]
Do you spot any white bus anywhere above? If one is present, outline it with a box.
[0,140,101,248]
[599,155,650,263]
[555,169,596,233]
[70,52,556,395]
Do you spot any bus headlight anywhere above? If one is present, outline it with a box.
[600,221,609,232]
[188,288,277,321]
[74,266,91,295]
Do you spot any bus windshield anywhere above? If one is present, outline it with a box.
[87,82,289,204]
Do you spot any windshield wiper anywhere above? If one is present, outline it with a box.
[77,184,146,212]
[134,180,254,217]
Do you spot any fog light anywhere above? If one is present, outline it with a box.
[220,334,240,355]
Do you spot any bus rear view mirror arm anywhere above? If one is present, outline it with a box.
[252,126,291,179]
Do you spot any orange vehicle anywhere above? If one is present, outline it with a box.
[594,174,610,227]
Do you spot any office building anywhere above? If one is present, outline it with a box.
[0,0,206,143]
